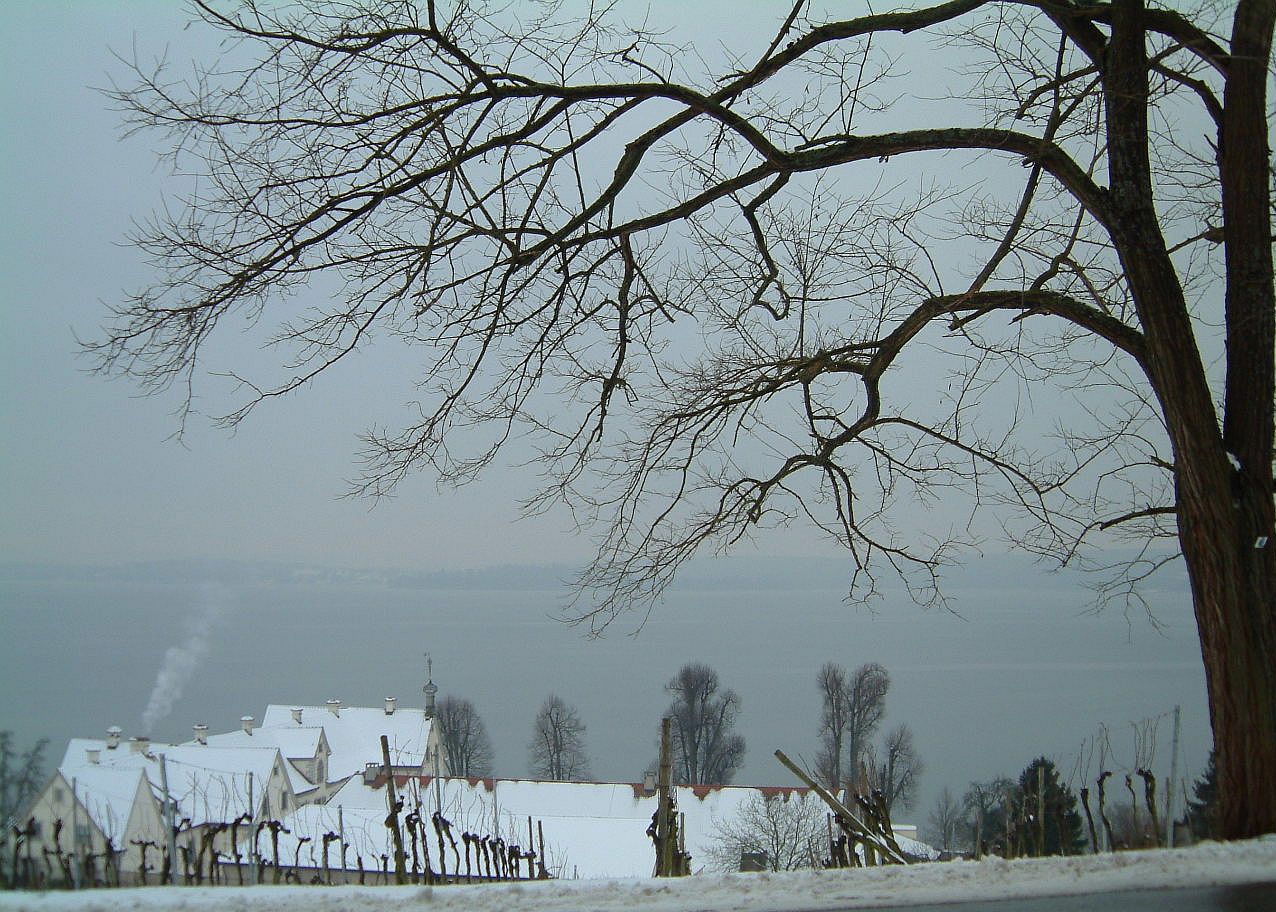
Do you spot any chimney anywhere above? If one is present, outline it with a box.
[130,736,150,754]
[193,723,209,745]
[106,726,122,750]
[86,749,101,765]
[326,699,341,717]
[384,696,397,715]
[291,707,303,725]
[241,715,255,735]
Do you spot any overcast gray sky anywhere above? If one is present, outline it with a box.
[1,1,1213,829]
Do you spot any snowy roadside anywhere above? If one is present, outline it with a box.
[3,837,1273,912]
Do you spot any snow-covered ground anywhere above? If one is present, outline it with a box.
[3,837,1272,912]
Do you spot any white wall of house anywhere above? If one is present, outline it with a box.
[18,769,165,886]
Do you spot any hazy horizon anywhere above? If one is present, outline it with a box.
[0,550,1210,831]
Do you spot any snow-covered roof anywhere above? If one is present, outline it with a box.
[59,738,176,773]
[260,704,433,781]
[57,741,289,826]
[894,832,939,861]
[59,766,151,843]
[191,726,324,761]
[284,760,320,797]
[157,745,286,824]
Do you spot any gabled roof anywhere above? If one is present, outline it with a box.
[58,742,290,826]
[185,726,325,762]
[284,759,320,796]
[57,766,152,843]
[260,704,433,781]
[155,745,288,824]
[59,738,176,773]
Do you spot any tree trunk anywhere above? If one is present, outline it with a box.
[1103,0,1276,840]
[1213,0,1276,842]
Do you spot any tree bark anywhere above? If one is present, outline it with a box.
[1103,0,1276,839]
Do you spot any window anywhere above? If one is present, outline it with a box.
[52,787,64,805]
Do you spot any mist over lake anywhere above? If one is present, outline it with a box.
[0,554,1210,822]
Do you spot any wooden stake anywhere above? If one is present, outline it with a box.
[773,750,907,864]
[381,736,407,884]
[655,717,675,876]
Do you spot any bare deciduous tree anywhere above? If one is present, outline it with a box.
[528,694,589,781]
[436,697,493,778]
[816,662,889,792]
[100,0,1276,836]
[664,663,745,785]
[926,786,965,855]
[0,732,47,828]
[866,724,923,814]
[963,775,1017,854]
[705,790,826,872]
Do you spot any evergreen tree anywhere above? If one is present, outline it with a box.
[1183,751,1220,841]
[1018,758,1086,856]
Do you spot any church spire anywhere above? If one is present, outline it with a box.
[422,653,438,719]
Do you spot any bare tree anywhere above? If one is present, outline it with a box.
[436,697,493,778]
[816,662,889,791]
[705,790,826,872]
[964,775,1018,854]
[664,663,745,785]
[866,724,923,815]
[101,0,1276,836]
[528,694,589,781]
[0,733,47,828]
[926,786,965,855]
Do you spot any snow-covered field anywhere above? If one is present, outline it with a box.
[3,838,1273,912]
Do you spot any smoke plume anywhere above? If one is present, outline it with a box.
[141,599,221,735]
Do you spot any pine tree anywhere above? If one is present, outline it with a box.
[1018,758,1086,856]
[1183,751,1219,841]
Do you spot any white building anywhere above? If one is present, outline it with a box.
[19,762,163,886]
[15,691,443,887]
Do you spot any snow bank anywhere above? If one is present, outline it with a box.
[3,837,1272,912]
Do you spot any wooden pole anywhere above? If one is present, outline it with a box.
[247,773,258,884]
[70,778,81,889]
[381,736,407,884]
[1037,764,1046,856]
[1003,788,1013,858]
[158,755,180,884]
[338,805,346,883]
[1166,705,1182,847]
[773,750,907,864]
[678,811,686,874]
[655,717,674,876]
